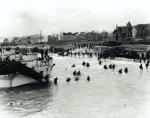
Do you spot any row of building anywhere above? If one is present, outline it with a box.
[3,34,44,45]
[48,31,108,42]
[2,22,150,45]
[47,22,150,43]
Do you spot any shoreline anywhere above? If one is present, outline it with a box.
[52,53,141,65]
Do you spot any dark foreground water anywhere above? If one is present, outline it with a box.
[0,55,150,118]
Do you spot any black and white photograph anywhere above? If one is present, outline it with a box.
[0,0,150,118]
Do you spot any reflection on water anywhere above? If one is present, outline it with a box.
[0,55,150,118]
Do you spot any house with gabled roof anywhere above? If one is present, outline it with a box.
[113,22,133,42]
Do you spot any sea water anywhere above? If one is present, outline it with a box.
[0,54,150,118]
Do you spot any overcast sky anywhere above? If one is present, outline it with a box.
[0,0,149,38]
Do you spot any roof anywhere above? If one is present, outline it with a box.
[114,22,133,33]
[117,26,129,33]
[127,22,133,28]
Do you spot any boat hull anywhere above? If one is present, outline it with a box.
[0,75,41,88]
[0,58,53,88]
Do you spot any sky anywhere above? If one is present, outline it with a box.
[0,0,150,39]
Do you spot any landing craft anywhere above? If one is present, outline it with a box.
[0,48,53,88]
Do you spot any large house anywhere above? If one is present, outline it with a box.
[113,22,133,42]
[133,24,150,40]
[113,22,150,42]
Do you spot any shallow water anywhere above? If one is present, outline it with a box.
[0,55,150,118]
